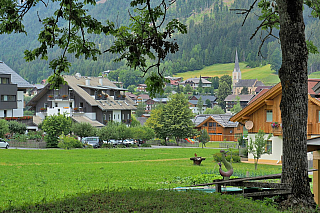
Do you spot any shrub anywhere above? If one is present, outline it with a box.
[101,143,113,149]
[58,134,83,149]
[14,133,28,142]
[140,143,152,147]
[115,144,126,148]
[27,130,44,141]
[213,151,240,163]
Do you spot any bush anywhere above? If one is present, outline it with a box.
[213,151,240,163]
[115,144,126,148]
[58,134,83,149]
[14,133,28,142]
[27,130,44,141]
[101,143,113,149]
[140,143,152,147]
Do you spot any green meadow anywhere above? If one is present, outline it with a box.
[174,63,280,86]
[0,148,283,211]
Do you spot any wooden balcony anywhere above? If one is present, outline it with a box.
[307,123,312,135]
[272,127,283,136]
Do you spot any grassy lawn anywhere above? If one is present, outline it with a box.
[0,148,283,212]
[174,63,280,86]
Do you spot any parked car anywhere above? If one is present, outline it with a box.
[104,139,121,146]
[0,138,9,149]
[123,139,135,146]
[82,137,101,148]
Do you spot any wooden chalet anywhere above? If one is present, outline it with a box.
[193,114,243,142]
[230,79,320,164]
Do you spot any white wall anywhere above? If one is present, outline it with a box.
[247,133,283,163]
[113,110,121,122]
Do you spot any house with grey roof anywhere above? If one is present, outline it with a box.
[189,95,217,108]
[0,61,33,118]
[224,94,254,113]
[188,100,207,114]
[180,77,211,89]
[193,114,243,141]
[27,74,136,127]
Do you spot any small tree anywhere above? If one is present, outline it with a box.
[197,96,204,114]
[184,84,193,94]
[240,87,249,95]
[127,85,136,93]
[41,114,72,148]
[8,121,27,135]
[203,105,225,114]
[71,122,96,141]
[248,129,272,170]
[205,99,212,108]
[0,119,9,138]
[198,129,210,148]
[135,102,146,117]
[230,96,242,114]
[58,133,82,149]
[98,122,118,143]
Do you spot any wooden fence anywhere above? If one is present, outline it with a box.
[8,140,47,148]
[147,139,199,147]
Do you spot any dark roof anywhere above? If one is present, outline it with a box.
[188,100,207,106]
[193,114,238,128]
[224,94,254,102]
[235,79,264,87]
[192,95,217,102]
[0,61,33,89]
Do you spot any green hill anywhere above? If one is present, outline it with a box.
[174,63,280,86]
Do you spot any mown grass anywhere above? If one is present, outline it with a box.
[0,148,282,212]
[174,63,280,85]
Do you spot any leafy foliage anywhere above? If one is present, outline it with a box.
[197,129,210,148]
[71,122,97,139]
[248,129,271,170]
[203,105,225,114]
[0,119,9,138]
[217,75,232,110]
[58,133,83,149]
[8,121,27,135]
[41,113,72,147]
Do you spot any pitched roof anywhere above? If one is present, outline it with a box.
[0,61,33,89]
[138,94,150,100]
[193,114,238,128]
[28,75,136,111]
[72,116,104,127]
[192,95,217,101]
[189,100,207,106]
[181,78,212,84]
[235,79,264,87]
[230,83,282,123]
[248,89,269,104]
[308,79,320,95]
[224,94,254,102]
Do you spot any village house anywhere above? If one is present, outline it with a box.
[188,100,207,114]
[224,94,254,113]
[27,74,136,127]
[0,61,33,118]
[180,77,211,89]
[230,79,320,164]
[137,84,147,92]
[145,98,168,112]
[189,95,217,108]
[193,114,243,142]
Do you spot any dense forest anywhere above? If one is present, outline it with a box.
[0,0,319,87]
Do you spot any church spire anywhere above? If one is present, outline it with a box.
[234,49,240,72]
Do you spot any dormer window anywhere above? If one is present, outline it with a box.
[0,77,9,84]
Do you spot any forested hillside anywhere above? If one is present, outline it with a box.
[0,0,319,86]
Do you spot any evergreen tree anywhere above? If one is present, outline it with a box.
[240,87,249,95]
[197,96,204,114]
[135,102,146,117]
[217,81,231,110]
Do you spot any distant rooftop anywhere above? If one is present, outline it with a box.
[0,61,33,89]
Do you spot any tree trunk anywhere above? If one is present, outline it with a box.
[277,0,316,209]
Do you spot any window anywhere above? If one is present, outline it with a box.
[1,95,16,102]
[109,114,111,121]
[55,103,58,107]
[266,140,272,154]
[80,102,83,108]
[318,111,320,123]
[266,110,273,122]
[0,78,9,84]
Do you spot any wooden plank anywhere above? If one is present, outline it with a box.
[224,182,290,189]
[243,189,292,198]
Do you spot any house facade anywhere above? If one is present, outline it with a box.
[189,95,217,108]
[28,74,136,127]
[230,80,320,164]
[193,114,242,142]
[0,61,33,118]
[180,78,212,89]
[224,94,254,113]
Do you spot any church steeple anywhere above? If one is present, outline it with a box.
[234,50,240,73]
[232,49,241,94]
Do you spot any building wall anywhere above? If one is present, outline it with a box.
[247,133,283,163]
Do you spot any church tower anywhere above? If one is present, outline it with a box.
[232,50,241,94]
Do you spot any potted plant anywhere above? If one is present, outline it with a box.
[62,94,68,98]
[104,94,108,98]
[74,107,79,112]
[122,95,126,98]
[271,122,280,128]
[40,107,46,111]
[48,95,54,99]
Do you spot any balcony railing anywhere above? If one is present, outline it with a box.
[48,95,73,100]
